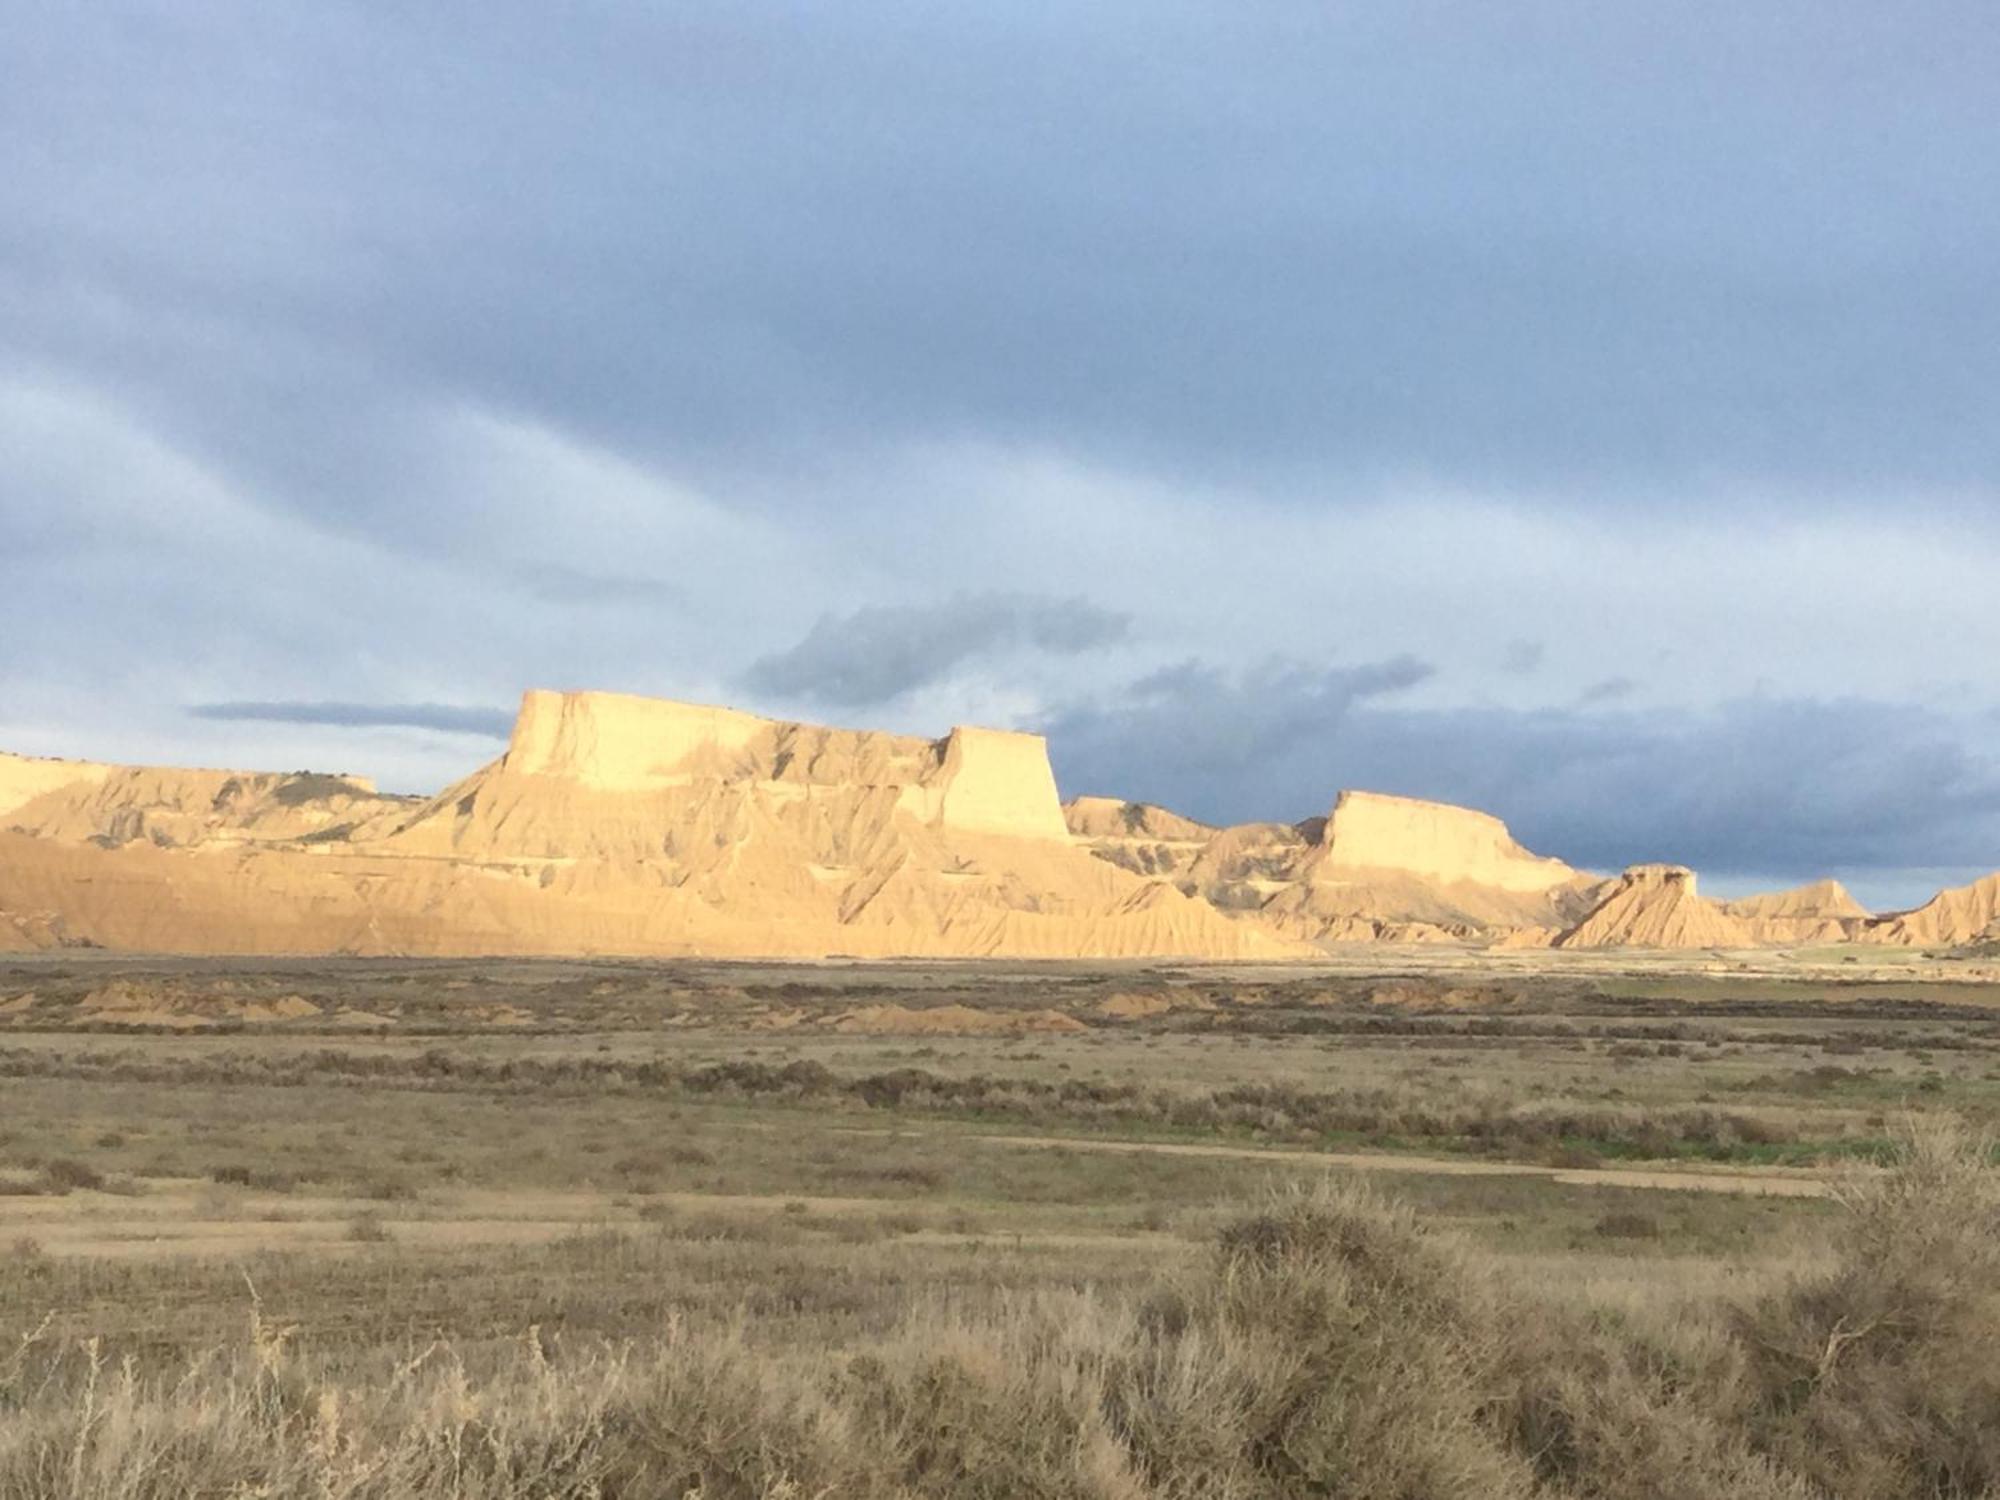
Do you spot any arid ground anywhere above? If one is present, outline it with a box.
[5,953,2000,1496]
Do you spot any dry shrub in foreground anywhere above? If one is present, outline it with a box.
[1735,1119,2000,1497]
[3,1124,1997,1498]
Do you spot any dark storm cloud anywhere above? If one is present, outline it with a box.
[1044,664,2000,880]
[191,702,513,738]
[1040,655,1436,818]
[1337,699,2000,878]
[2,0,1996,536]
[741,595,1129,707]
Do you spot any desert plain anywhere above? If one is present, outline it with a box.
[5,944,2000,1496]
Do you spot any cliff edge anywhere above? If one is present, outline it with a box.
[1317,790,1579,893]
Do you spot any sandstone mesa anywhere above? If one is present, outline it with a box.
[1,688,1994,959]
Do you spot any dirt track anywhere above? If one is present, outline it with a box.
[969,1132,1836,1198]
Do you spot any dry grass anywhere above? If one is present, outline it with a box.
[0,1034,1955,1173]
[3,1123,1994,1498]
[6,958,1997,1494]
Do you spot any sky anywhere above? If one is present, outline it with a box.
[3,2,1997,910]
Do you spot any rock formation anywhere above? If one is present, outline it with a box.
[1317,791,1579,894]
[0,692,1297,960]
[1066,787,1602,942]
[0,752,113,819]
[1722,880,1870,923]
[2,690,1994,958]
[1864,873,2000,948]
[1063,796,1215,845]
[0,752,407,852]
[1063,797,1219,882]
[1262,791,1604,942]
[1554,865,1756,950]
[493,689,1069,840]
[1720,880,1871,945]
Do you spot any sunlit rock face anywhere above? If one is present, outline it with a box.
[1555,864,1756,950]
[499,690,1067,840]
[0,691,1293,960]
[3,691,1995,959]
[1870,873,2000,948]
[1315,790,1580,893]
[1720,880,1872,945]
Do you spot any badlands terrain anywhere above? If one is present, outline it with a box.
[2,686,1997,962]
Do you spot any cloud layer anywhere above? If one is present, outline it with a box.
[741,595,1129,707]
[191,702,513,739]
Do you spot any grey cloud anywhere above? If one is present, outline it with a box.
[514,564,682,607]
[1577,677,1638,705]
[191,702,513,737]
[741,594,1129,707]
[1335,698,2000,881]
[1500,640,1545,675]
[2,0,1996,546]
[1042,663,2000,883]
[1040,655,1434,818]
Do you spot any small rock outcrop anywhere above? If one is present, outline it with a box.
[1555,865,1757,950]
[1722,880,1870,923]
[1866,873,2000,948]
[1721,879,1872,945]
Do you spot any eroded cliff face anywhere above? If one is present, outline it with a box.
[0,752,113,819]
[387,692,1074,862]
[1720,880,1872,945]
[1315,791,1580,894]
[498,691,1066,839]
[1868,873,2000,948]
[1555,865,1756,950]
[928,726,1072,841]
[1722,880,1869,923]
[1700,874,2000,949]
[1064,786,1600,942]
[0,692,1296,960]
[502,690,772,790]
[1062,797,1218,881]
[1,751,409,850]
[3,691,1994,958]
